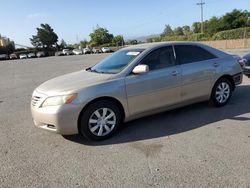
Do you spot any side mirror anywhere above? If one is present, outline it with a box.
[132,64,149,74]
[238,59,247,68]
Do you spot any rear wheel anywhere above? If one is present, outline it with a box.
[79,100,122,141]
[210,78,232,107]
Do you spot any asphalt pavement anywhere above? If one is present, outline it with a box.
[0,52,250,187]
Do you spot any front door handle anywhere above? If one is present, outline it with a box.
[172,71,179,76]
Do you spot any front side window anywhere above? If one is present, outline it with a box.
[174,45,217,65]
[141,46,176,71]
[90,49,144,74]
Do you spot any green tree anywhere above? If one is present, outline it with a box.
[146,37,160,43]
[219,9,250,31]
[192,22,201,33]
[112,35,124,46]
[205,16,220,35]
[182,25,191,36]
[60,39,67,49]
[30,23,58,49]
[89,27,114,46]
[126,40,138,45]
[161,24,174,37]
[67,43,80,49]
[79,40,89,48]
[174,27,184,35]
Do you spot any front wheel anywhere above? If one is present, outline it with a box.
[210,78,233,107]
[79,100,122,141]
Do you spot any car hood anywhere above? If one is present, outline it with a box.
[36,70,113,95]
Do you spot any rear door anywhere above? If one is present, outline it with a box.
[174,45,218,102]
[125,46,182,115]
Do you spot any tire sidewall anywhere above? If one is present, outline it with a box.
[79,100,122,141]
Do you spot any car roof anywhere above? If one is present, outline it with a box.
[122,41,230,59]
[123,41,210,50]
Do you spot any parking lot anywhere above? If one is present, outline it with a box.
[0,52,250,187]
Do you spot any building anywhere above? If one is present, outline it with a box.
[0,34,12,47]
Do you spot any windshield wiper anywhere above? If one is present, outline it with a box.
[86,67,92,71]
[86,67,104,74]
[91,69,100,73]
[86,67,96,72]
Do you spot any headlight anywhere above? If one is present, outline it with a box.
[41,93,77,107]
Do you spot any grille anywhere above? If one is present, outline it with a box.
[31,96,42,107]
[31,90,47,107]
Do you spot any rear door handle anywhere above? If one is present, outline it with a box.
[172,71,179,76]
[213,62,219,67]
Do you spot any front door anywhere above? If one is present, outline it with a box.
[125,46,182,116]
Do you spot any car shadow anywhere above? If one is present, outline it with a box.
[63,85,250,146]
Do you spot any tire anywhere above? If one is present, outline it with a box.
[210,78,233,107]
[79,100,122,141]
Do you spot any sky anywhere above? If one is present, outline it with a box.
[0,0,249,46]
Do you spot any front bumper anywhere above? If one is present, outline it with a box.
[232,72,243,86]
[31,91,82,135]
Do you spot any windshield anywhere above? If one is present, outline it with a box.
[90,49,144,74]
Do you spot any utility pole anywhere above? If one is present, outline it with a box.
[197,0,205,34]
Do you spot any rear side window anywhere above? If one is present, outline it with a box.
[174,45,217,65]
[141,46,176,71]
